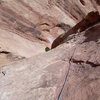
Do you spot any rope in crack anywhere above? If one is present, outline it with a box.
[57,43,80,100]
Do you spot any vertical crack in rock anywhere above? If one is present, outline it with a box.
[57,45,78,100]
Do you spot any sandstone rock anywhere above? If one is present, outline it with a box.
[0,0,100,45]
[58,24,100,100]
[51,11,100,49]
[0,28,46,58]
[0,0,100,53]
[0,23,100,100]
[0,44,70,100]
[0,0,100,100]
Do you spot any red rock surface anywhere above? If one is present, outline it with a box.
[0,0,100,48]
[0,23,100,100]
[0,0,100,100]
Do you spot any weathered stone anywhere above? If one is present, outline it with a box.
[0,0,100,100]
[0,23,100,100]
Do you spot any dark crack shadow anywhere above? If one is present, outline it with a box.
[84,24,100,42]
[72,59,100,67]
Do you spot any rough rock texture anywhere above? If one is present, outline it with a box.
[57,24,100,100]
[0,23,100,100]
[0,28,46,58]
[0,0,100,57]
[0,0,100,100]
[51,11,100,49]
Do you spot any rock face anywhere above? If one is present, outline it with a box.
[51,11,100,49]
[0,23,100,100]
[57,24,100,100]
[0,0,100,100]
[0,28,46,57]
[0,0,100,57]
